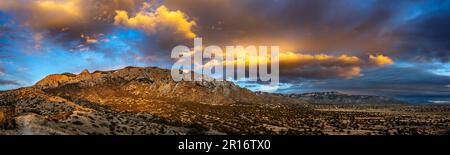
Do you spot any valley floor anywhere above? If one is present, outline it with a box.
[2,97,449,135]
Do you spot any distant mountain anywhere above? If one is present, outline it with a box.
[295,91,405,104]
[267,91,405,105]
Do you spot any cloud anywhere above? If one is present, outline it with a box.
[0,0,448,101]
[0,0,147,29]
[277,65,450,103]
[81,34,98,44]
[0,0,83,29]
[33,32,45,49]
[280,53,361,67]
[197,49,393,80]
[0,79,19,86]
[114,5,197,39]
[278,52,393,79]
[369,54,394,66]
[0,0,148,48]
[0,0,197,64]
[163,0,450,63]
[0,67,5,76]
[163,0,402,50]
[393,3,450,62]
[1,0,447,64]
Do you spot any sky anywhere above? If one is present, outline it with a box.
[0,0,449,104]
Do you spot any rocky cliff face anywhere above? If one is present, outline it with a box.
[35,66,270,105]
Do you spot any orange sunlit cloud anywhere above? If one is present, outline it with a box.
[114,4,197,39]
[369,54,394,66]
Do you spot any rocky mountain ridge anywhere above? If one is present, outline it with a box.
[0,66,303,135]
[35,66,265,105]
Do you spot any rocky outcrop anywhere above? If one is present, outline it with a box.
[35,74,74,89]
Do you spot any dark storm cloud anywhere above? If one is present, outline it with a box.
[394,3,450,62]
[164,0,449,62]
[2,0,448,62]
[284,66,450,96]
[0,79,19,86]
[277,53,392,79]
[164,0,399,50]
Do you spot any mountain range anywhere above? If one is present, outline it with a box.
[1,66,449,135]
